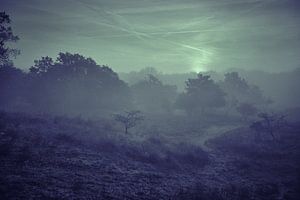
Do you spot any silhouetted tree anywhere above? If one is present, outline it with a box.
[221,72,270,109]
[0,12,19,66]
[114,110,144,134]
[29,56,53,75]
[223,72,249,92]
[176,73,226,115]
[120,67,161,85]
[0,12,27,111]
[131,74,177,113]
[28,52,132,115]
[250,112,287,141]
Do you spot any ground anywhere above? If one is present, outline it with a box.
[0,112,299,199]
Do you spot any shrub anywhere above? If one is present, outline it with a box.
[171,143,209,167]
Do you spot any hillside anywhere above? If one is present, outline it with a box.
[1,112,299,199]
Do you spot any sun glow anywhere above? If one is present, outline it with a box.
[192,65,206,73]
[191,46,215,73]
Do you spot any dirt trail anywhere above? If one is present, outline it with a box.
[165,124,242,152]
[197,125,242,151]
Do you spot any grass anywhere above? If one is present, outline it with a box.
[0,111,299,199]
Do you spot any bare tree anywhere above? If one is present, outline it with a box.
[114,110,144,134]
[250,112,287,141]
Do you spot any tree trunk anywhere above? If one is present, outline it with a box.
[269,129,276,141]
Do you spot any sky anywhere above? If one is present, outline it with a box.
[2,0,300,73]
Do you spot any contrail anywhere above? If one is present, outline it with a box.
[104,10,150,42]
[69,0,217,60]
[71,0,149,42]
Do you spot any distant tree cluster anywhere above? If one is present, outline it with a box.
[176,74,226,115]
[221,72,271,115]
[131,74,177,113]
[0,12,272,120]
[0,52,133,115]
[250,113,287,141]
[27,53,132,115]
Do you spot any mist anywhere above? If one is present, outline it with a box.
[1,1,300,199]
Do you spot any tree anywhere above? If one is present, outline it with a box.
[221,72,270,108]
[0,12,25,111]
[131,74,177,113]
[250,112,287,141]
[0,12,20,66]
[114,110,144,134]
[121,67,161,85]
[29,56,53,75]
[223,72,249,92]
[28,52,132,115]
[176,73,226,115]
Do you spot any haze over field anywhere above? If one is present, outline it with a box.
[1,1,300,199]
[2,0,300,72]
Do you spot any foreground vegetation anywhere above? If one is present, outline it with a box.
[0,111,299,199]
[1,11,300,200]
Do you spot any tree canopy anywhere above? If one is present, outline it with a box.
[0,12,19,66]
[27,52,132,115]
[221,72,271,109]
[131,74,177,113]
[176,73,226,114]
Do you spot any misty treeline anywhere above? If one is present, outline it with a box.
[1,11,300,123]
[1,11,300,200]
[0,12,269,117]
[1,53,272,117]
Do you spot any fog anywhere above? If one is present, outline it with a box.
[1,3,300,200]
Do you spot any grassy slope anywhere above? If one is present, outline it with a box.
[0,111,299,199]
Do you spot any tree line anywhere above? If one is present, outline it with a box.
[0,12,271,118]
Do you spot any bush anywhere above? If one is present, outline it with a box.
[170,143,209,167]
[122,137,209,170]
